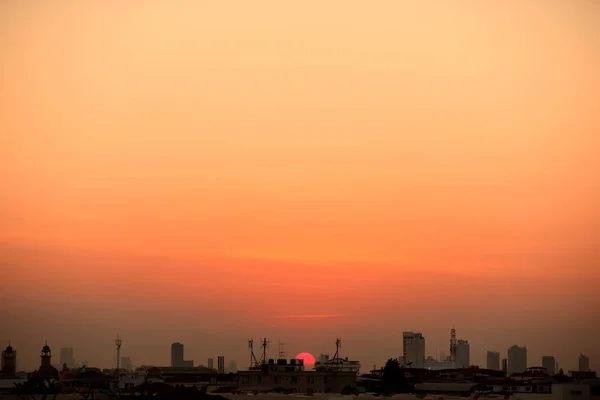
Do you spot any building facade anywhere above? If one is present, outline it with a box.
[218,356,225,373]
[507,345,527,375]
[487,351,500,370]
[455,340,470,368]
[208,358,214,370]
[542,356,556,375]
[403,332,425,368]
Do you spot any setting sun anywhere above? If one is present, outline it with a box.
[296,352,316,369]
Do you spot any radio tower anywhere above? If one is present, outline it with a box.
[334,338,342,370]
[115,334,122,371]
[278,339,285,360]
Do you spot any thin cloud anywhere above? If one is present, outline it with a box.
[272,314,344,319]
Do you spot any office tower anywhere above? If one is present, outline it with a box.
[403,332,425,368]
[121,356,133,371]
[208,358,214,370]
[60,347,75,368]
[507,345,527,374]
[171,342,184,367]
[542,356,556,375]
[455,340,470,368]
[227,360,238,373]
[487,351,500,370]
[502,358,508,375]
[218,356,225,373]
[579,354,590,372]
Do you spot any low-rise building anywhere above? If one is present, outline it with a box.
[238,358,357,394]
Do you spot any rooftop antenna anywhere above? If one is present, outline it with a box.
[260,338,269,364]
[334,338,342,370]
[115,334,122,371]
[278,339,285,360]
[248,339,259,368]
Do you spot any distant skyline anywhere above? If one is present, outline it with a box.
[1,1,599,373]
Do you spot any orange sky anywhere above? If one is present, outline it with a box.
[1,1,599,372]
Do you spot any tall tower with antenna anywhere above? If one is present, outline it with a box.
[450,328,457,363]
[278,339,285,360]
[334,338,342,370]
[115,334,122,371]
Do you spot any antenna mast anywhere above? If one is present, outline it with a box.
[249,339,260,369]
[278,339,285,360]
[260,338,269,365]
[115,334,122,371]
[335,338,342,370]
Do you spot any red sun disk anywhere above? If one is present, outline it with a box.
[295,352,316,367]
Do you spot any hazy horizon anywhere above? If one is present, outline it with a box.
[1,0,599,373]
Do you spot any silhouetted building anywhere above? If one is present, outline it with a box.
[37,343,59,379]
[403,332,425,368]
[171,342,184,367]
[542,356,556,375]
[456,340,470,368]
[227,360,238,373]
[487,351,500,370]
[121,356,133,371]
[218,356,225,373]
[1,343,17,377]
[502,358,508,375]
[60,347,75,368]
[579,354,590,372]
[208,358,214,370]
[508,345,527,374]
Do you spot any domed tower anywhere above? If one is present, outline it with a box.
[1,342,17,377]
[40,342,52,369]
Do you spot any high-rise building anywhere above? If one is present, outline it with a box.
[121,356,133,371]
[227,360,238,373]
[208,358,214,370]
[60,347,75,368]
[502,358,508,375]
[487,351,500,370]
[171,343,184,367]
[403,332,425,368]
[542,356,556,375]
[218,356,225,373]
[455,340,470,368]
[507,345,527,374]
[579,354,590,372]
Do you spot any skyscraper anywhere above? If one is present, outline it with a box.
[542,356,556,375]
[60,347,75,368]
[218,356,225,373]
[121,356,133,371]
[171,343,184,367]
[455,340,470,368]
[227,360,238,373]
[402,332,425,368]
[507,345,527,374]
[579,354,590,372]
[487,351,500,370]
[208,358,214,370]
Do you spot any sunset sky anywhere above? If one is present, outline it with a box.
[1,1,599,372]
